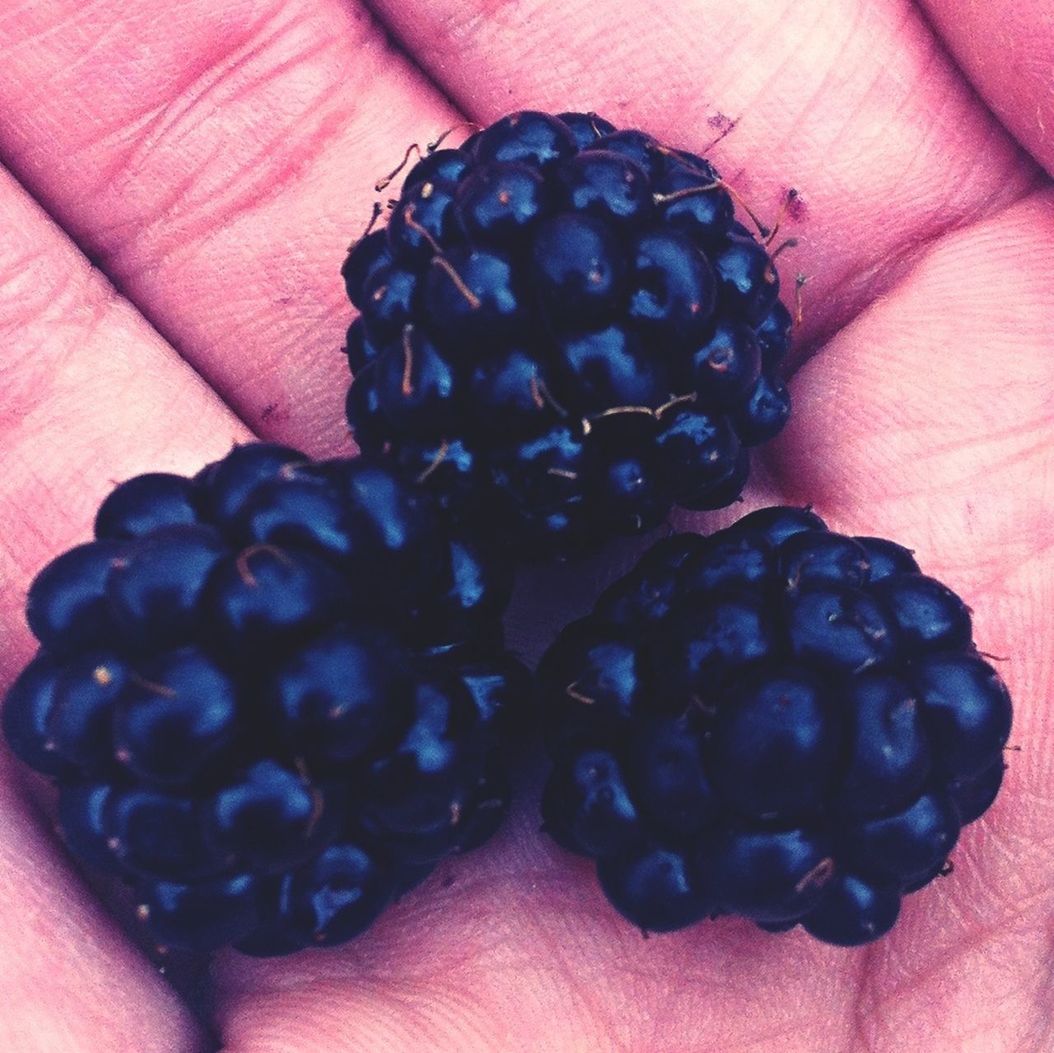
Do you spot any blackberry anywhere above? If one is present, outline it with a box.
[3,444,528,954]
[342,111,793,557]
[538,508,1012,945]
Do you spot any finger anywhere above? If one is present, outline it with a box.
[918,0,1054,177]
[0,3,1036,464]
[361,0,1039,342]
[213,798,857,1053]
[0,164,250,1051]
[775,188,1054,1047]
[0,1,459,454]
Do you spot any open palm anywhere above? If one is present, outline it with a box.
[0,1,1051,1050]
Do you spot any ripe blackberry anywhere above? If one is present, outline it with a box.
[538,508,1012,945]
[342,111,793,557]
[3,444,528,954]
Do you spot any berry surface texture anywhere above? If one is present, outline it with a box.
[539,507,1012,946]
[343,111,792,557]
[3,444,528,954]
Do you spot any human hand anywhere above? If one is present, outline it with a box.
[0,1,1051,1049]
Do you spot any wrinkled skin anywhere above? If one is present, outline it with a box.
[0,1,1052,1050]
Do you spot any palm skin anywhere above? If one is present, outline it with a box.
[0,0,1051,1049]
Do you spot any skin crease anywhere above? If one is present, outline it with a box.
[0,0,1050,1049]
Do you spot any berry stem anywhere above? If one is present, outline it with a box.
[654,392,698,418]
[794,273,808,327]
[416,441,451,484]
[427,120,481,153]
[345,202,383,254]
[401,325,416,397]
[127,672,178,699]
[403,205,445,257]
[431,255,482,310]
[769,237,800,263]
[235,544,295,588]
[653,182,722,206]
[565,682,596,706]
[533,377,569,418]
[794,856,835,894]
[719,181,772,239]
[700,116,739,154]
[375,143,423,192]
[763,188,800,246]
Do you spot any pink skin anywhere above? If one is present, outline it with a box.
[0,1,1051,1049]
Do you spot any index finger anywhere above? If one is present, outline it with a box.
[361,0,1039,343]
[0,0,1037,463]
[919,0,1054,177]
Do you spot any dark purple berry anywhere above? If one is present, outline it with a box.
[653,159,735,247]
[361,265,419,345]
[779,531,871,593]
[598,845,712,932]
[531,214,625,328]
[872,573,972,653]
[387,181,459,263]
[107,525,228,649]
[915,652,1012,779]
[551,325,670,414]
[468,348,551,434]
[26,541,128,652]
[707,666,839,821]
[3,655,71,777]
[839,674,931,817]
[205,761,338,871]
[627,229,715,348]
[542,747,642,858]
[586,129,664,180]
[94,473,197,539]
[57,782,123,874]
[345,362,386,454]
[270,843,391,948]
[755,300,793,369]
[801,874,900,947]
[735,372,792,446]
[731,505,826,547]
[375,327,461,434]
[713,232,780,325]
[141,873,260,952]
[6,446,522,956]
[712,827,835,923]
[690,321,762,409]
[557,151,652,227]
[855,536,920,582]
[343,112,793,557]
[539,510,1011,946]
[193,443,307,532]
[655,409,742,510]
[341,230,391,309]
[556,112,617,149]
[114,648,239,787]
[455,162,548,246]
[842,790,960,886]
[474,111,577,170]
[107,786,220,881]
[424,246,525,345]
[47,650,126,775]
[402,148,471,194]
[270,626,407,763]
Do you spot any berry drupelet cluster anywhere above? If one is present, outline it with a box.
[3,444,528,954]
[538,507,1012,945]
[0,106,1015,965]
[343,111,793,557]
